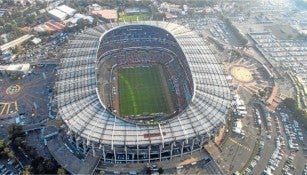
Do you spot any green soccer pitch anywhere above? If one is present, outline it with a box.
[118,65,170,116]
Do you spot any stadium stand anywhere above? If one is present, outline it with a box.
[55,22,232,164]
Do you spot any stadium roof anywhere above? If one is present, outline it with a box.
[56,21,232,146]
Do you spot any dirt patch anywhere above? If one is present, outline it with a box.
[214,126,226,145]
[179,156,198,166]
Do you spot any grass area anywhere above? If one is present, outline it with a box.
[118,65,170,116]
[118,12,150,22]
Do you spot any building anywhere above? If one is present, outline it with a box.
[31,37,42,45]
[54,21,231,172]
[48,5,76,21]
[0,34,33,54]
[48,8,67,21]
[13,0,27,6]
[90,9,118,22]
[65,13,94,26]
[164,12,177,19]
[160,2,182,13]
[0,63,30,75]
[0,9,7,17]
[56,5,76,16]
[33,20,65,32]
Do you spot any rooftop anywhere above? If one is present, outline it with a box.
[56,5,76,16]
[0,63,30,73]
[48,8,67,20]
[56,22,231,146]
[90,9,118,20]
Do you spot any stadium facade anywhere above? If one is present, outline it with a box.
[56,21,232,163]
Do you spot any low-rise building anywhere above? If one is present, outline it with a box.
[164,12,177,19]
[90,9,118,22]
[56,5,76,16]
[31,37,42,45]
[48,5,76,21]
[48,8,67,21]
[0,34,33,54]
[0,63,31,75]
[33,20,65,32]
[65,13,94,26]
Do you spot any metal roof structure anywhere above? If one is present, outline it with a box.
[0,63,30,74]
[56,21,231,152]
[48,8,67,21]
[56,5,76,16]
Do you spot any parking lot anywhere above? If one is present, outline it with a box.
[0,158,22,175]
[205,88,260,174]
[0,64,56,174]
[244,105,306,175]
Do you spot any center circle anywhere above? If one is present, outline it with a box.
[6,85,21,95]
[230,66,253,83]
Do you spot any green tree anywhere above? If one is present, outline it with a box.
[15,137,26,148]
[12,45,22,54]
[22,165,32,175]
[4,23,14,33]
[43,159,57,174]
[92,17,99,26]
[36,1,47,9]
[57,168,66,175]
[0,18,5,26]
[0,140,7,158]
[31,156,44,174]
[8,124,24,142]
[4,147,14,158]
[258,90,266,97]
[281,98,297,111]
[281,98,307,128]
[77,18,86,30]
[0,140,5,150]
[25,15,36,25]
[31,156,58,174]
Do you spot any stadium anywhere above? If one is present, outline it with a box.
[55,21,232,163]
